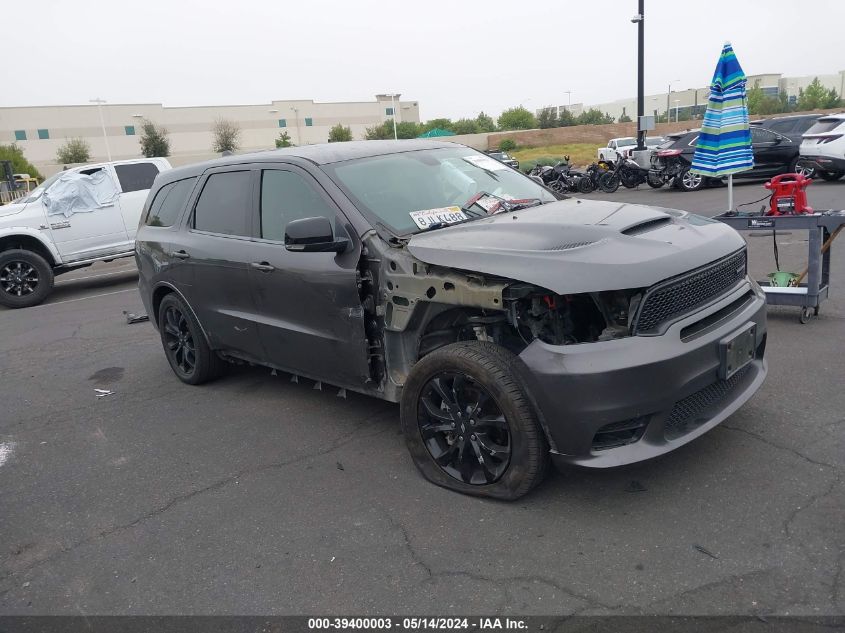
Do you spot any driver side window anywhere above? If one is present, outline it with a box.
[260,170,337,242]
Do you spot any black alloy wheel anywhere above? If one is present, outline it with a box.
[417,372,511,485]
[162,305,196,377]
[1,261,39,299]
[0,249,54,308]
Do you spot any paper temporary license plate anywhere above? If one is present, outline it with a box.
[409,206,468,230]
[719,323,756,380]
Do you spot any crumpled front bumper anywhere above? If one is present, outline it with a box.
[514,278,768,468]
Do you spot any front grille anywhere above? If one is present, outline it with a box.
[664,365,752,440]
[634,249,747,334]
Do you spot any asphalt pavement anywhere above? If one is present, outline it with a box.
[0,180,843,616]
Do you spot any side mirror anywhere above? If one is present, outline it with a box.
[284,216,349,253]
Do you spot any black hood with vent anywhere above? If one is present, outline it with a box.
[406,199,745,294]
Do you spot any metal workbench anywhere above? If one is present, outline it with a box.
[715,211,845,323]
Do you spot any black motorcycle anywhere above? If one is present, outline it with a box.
[598,156,660,192]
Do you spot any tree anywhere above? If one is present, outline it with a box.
[139,120,171,157]
[537,107,559,129]
[56,138,90,164]
[797,77,841,111]
[475,111,496,132]
[576,108,614,125]
[451,118,480,135]
[328,124,353,142]
[618,113,632,123]
[395,121,422,139]
[212,118,241,153]
[422,118,455,133]
[275,131,293,148]
[0,144,42,180]
[558,109,575,127]
[365,122,392,140]
[499,139,517,152]
[497,106,537,131]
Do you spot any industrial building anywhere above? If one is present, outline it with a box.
[0,95,420,174]
[539,70,845,122]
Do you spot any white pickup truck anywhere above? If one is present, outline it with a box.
[597,137,638,163]
[0,157,171,308]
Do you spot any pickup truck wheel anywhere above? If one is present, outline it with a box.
[0,249,54,309]
[400,342,549,500]
[158,294,224,385]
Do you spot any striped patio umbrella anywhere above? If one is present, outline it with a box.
[690,42,753,210]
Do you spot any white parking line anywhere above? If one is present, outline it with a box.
[56,269,138,285]
[39,288,136,308]
[0,442,14,467]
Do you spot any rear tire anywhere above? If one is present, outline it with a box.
[158,294,225,385]
[646,172,664,188]
[400,342,549,500]
[577,176,595,193]
[818,170,844,182]
[678,168,704,192]
[789,157,815,179]
[0,249,54,309]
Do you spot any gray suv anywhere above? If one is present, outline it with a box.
[136,140,768,500]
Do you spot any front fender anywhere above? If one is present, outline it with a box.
[0,226,62,265]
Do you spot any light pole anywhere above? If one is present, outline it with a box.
[666,80,680,123]
[673,99,681,122]
[385,93,401,140]
[632,1,645,150]
[291,106,301,145]
[564,91,572,111]
[89,97,111,161]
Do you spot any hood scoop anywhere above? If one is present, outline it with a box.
[543,240,597,251]
[621,217,673,236]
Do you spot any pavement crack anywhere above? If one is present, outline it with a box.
[0,408,395,584]
[782,477,840,538]
[720,424,837,469]
[381,510,432,578]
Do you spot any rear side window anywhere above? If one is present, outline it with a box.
[793,118,819,134]
[260,170,336,241]
[805,118,845,135]
[193,171,252,237]
[146,177,197,227]
[768,120,794,133]
[114,162,160,193]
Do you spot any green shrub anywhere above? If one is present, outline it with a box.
[56,138,90,164]
[499,138,517,152]
[0,144,42,180]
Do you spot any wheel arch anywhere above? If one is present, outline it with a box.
[151,282,212,347]
[0,230,60,267]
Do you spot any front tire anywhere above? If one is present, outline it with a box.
[158,294,225,385]
[400,342,549,500]
[0,249,54,309]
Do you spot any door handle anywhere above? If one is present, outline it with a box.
[171,250,190,259]
[250,261,275,272]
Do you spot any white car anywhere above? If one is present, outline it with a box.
[598,136,662,163]
[0,157,171,308]
[800,113,845,181]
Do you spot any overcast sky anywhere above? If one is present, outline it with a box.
[4,0,844,120]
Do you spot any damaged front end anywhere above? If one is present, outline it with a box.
[366,231,646,401]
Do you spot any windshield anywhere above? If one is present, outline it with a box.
[616,138,636,147]
[646,136,663,145]
[15,172,62,203]
[322,147,556,235]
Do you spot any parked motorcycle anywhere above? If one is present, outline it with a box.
[598,156,658,192]
[649,149,708,191]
